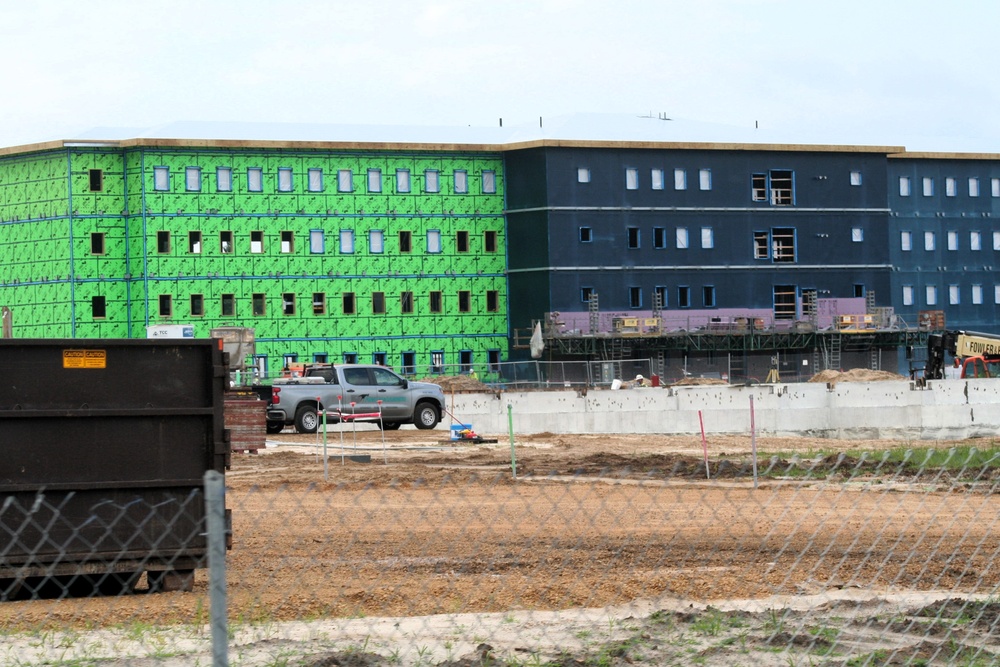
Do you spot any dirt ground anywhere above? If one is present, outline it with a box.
[4,428,1000,666]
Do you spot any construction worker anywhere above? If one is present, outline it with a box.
[945,356,963,380]
[634,374,650,388]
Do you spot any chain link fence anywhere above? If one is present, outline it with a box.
[4,428,1000,666]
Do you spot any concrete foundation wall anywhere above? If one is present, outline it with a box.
[443,379,1000,441]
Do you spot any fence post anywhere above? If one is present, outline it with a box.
[204,470,229,667]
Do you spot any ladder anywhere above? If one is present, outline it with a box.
[829,334,842,371]
[870,348,879,371]
[588,293,600,334]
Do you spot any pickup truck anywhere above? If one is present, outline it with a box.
[265,364,446,434]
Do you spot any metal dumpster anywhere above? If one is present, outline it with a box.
[0,339,229,597]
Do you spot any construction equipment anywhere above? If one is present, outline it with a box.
[925,330,1000,380]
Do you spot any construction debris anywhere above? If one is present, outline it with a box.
[808,368,907,385]
[671,377,728,386]
[420,375,492,391]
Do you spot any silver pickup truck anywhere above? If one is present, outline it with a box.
[265,364,446,434]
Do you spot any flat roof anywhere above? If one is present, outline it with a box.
[2,114,998,159]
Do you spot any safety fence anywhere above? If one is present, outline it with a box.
[3,430,1000,666]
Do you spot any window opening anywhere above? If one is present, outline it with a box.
[459,350,473,373]
[769,170,793,205]
[454,169,468,193]
[429,291,442,313]
[753,231,769,259]
[157,231,170,253]
[186,167,201,192]
[482,170,496,194]
[424,169,439,193]
[340,229,354,254]
[456,230,469,252]
[189,230,202,253]
[372,291,385,314]
[703,286,716,307]
[676,227,688,249]
[484,230,497,252]
[487,290,499,312]
[312,293,326,315]
[92,296,106,318]
[579,227,592,242]
[343,292,356,315]
[153,166,169,191]
[487,350,501,372]
[699,168,712,190]
[577,167,590,183]
[627,227,640,249]
[401,351,416,375]
[158,294,172,317]
[396,169,410,193]
[281,230,294,253]
[629,286,642,308]
[338,169,353,192]
[773,285,796,320]
[701,227,714,249]
[427,229,441,253]
[430,351,444,374]
[252,293,266,316]
[458,290,471,312]
[369,229,383,253]
[651,169,664,190]
[752,173,767,201]
[282,293,295,315]
[220,230,233,254]
[90,233,105,255]
[399,230,412,253]
[653,227,666,248]
[625,168,639,190]
[217,167,232,192]
[678,286,690,308]
[309,229,326,255]
[277,167,293,192]
[368,169,382,193]
[401,291,414,314]
[248,167,262,192]
[771,228,795,262]
[89,169,103,192]
[221,294,235,317]
[308,168,323,192]
[190,294,204,316]
[250,230,263,253]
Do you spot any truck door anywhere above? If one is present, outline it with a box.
[339,367,408,418]
[370,367,410,418]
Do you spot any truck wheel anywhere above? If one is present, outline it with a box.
[266,421,284,434]
[295,406,319,434]
[413,402,440,430]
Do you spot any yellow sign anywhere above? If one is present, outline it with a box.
[63,349,107,369]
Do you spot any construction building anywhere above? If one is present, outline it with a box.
[2,117,999,381]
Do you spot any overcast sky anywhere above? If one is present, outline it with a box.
[2,0,998,151]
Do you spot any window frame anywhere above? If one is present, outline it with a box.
[247,167,263,192]
[338,169,353,193]
[454,169,468,194]
[153,166,170,191]
[482,169,496,194]
[158,294,172,318]
[424,169,440,193]
[307,168,323,192]
[185,166,201,192]
[339,229,355,254]
[216,167,232,192]
[277,167,293,192]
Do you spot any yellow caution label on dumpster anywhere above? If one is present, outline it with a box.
[63,349,106,369]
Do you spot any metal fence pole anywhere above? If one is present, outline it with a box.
[204,470,229,667]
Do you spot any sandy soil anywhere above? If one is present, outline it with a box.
[3,428,999,665]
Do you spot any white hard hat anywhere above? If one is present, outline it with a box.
[635,374,644,380]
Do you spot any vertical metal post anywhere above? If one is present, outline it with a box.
[750,395,758,489]
[204,470,228,667]
[507,403,516,479]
